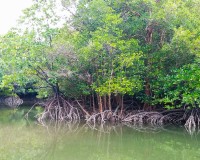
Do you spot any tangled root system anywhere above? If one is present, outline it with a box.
[37,95,80,123]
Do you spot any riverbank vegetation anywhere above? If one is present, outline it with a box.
[0,0,199,131]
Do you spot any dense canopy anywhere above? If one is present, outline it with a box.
[0,0,199,126]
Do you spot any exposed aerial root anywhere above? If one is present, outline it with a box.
[122,111,166,126]
[85,110,172,128]
[184,108,200,135]
[86,110,120,127]
[84,108,200,134]
[25,96,200,134]
[37,95,80,123]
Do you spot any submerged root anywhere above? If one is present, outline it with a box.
[185,115,196,134]
[26,96,200,135]
[122,111,167,126]
[184,109,200,135]
[85,108,200,134]
[37,95,80,123]
[86,110,170,128]
[86,110,120,124]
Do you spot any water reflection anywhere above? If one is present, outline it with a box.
[0,108,200,160]
[32,122,200,160]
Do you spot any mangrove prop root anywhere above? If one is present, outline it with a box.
[31,97,200,134]
[184,109,200,134]
[85,110,182,127]
[38,96,80,123]
[86,110,120,127]
[122,111,167,126]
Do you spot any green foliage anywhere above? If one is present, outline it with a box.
[0,0,200,110]
[153,63,200,109]
[72,0,144,97]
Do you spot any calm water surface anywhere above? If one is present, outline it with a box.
[0,108,200,160]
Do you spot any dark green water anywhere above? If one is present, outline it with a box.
[0,108,200,160]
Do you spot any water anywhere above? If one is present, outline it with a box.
[0,108,200,160]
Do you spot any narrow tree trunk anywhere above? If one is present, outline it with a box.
[97,94,103,113]
[52,83,61,120]
[144,17,153,111]
[92,93,96,112]
[115,94,122,114]
[103,95,107,110]
[89,95,92,110]
[53,83,60,97]
[143,78,151,111]
[120,95,124,115]
[108,94,111,110]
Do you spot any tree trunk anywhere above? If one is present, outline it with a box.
[115,94,122,114]
[143,18,153,110]
[108,94,111,110]
[92,93,96,112]
[143,78,151,111]
[97,94,103,113]
[103,95,107,110]
[53,83,60,97]
[120,95,124,115]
